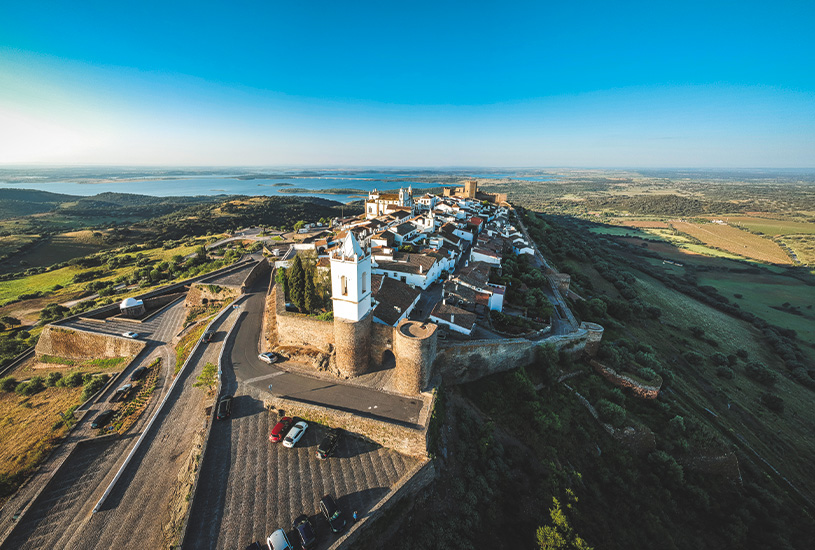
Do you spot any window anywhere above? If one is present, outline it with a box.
[361,272,367,293]
[341,275,348,296]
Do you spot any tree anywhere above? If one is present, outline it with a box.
[293,220,306,232]
[596,399,626,427]
[195,245,208,263]
[304,270,317,313]
[193,362,218,393]
[287,255,306,311]
[537,490,593,550]
[0,316,20,328]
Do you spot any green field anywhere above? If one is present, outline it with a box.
[724,216,815,236]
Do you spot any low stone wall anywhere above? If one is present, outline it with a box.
[35,325,145,360]
[264,395,428,458]
[331,459,436,550]
[433,338,537,385]
[589,359,662,399]
[272,284,335,352]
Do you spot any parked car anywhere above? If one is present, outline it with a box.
[282,420,308,448]
[316,427,342,460]
[245,542,263,550]
[91,409,114,429]
[266,529,293,550]
[319,494,346,533]
[269,416,294,442]
[110,383,133,403]
[293,515,317,549]
[216,395,233,420]
[129,366,147,381]
[203,331,215,343]
[258,352,278,364]
[122,331,139,339]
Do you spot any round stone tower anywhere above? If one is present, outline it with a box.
[581,322,604,357]
[393,320,438,395]
[334,312,372,377]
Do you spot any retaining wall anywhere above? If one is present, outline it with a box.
[433,338,537,385]
[241,258,270,292]
[589,359,662,399]
[331,459,436,550]
[35,325,145,360]
[185,283,241,308]
[264,395,428,458]
[271,284,335,351]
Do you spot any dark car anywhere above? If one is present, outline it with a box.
[216,395,233,420]
[245,543,263,550]
[129,366,147,381]
[316,428,342,460]
[91,409,114,429]
[293,515,317,549]
[269,416,293,442]
[319,494,346,533]
[203,330,215,343]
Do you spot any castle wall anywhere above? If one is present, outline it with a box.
[334,312,372,377]
[272,283,335,351]
[433,338,537,385]
[264,395,428,457]
[393,320,437,395]
[589,359,662,399]
[241,257,271,292]
[370,321,394,366]
[36,325,145,360]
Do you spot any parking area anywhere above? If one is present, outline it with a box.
[185,384,419,550]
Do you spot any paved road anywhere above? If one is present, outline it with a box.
[232,273,425,425]
[0,300,192,549]
[185,326,418,550]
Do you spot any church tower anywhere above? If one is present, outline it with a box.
[331,232,372,376]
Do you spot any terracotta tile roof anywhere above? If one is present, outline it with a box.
[374,252,437,276]
[372,277,421,326]
[430,302,477,331]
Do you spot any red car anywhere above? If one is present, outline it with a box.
[269,417,294,442]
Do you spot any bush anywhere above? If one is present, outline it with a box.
[15,376,45,396]
[745,362,778,386]
[716,366,735,379]
[760,392,784,413]
[0,376,17,392]
[710,352,728,366]
[683,351,704,366]
[596,399,626,427]
[45,372,62,387]
[80,374,110,401]
[58,371,85,388]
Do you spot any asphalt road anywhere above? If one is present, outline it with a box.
[232,273,425,425]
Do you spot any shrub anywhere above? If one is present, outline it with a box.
[683,351,704,366]
[710,352,728,366]
[0,376,17,392]
[596,399,626,427]
[745,362,778,386]
[45,372,63,387]
[716,366,735,379]
[58,371,85,388]
[760,392,784,413]
[15,376,46,396]
[80,374,110,401]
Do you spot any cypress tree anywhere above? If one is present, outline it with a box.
[288,255,306,311]
[304,271,316,313]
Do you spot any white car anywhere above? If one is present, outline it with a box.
[282,421,308,448]
[122,331,139,339]
[258,352,278,364]
[266,528,293,550]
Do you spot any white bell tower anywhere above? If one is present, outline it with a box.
[330,232,371,322]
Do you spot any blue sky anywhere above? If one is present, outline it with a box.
[1,0,813,166]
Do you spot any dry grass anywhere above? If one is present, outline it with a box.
[174,322,208,374]
[671,221,793,265]
[617,220,671,229]
[0,387,83,498]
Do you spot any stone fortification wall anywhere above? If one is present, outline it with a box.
[331,459,436,550]
[36,325,145,360]
[541,322,603,356]
[185,283,241,308]
[271,284,335,352]
[144,292,187,311]
[264,395,428,457]
[393,320,437,395]
[369,322,394,366]
[433,338,537,386]
[241,258,270,292]
[334,313,372,377]
[589,359,662,399]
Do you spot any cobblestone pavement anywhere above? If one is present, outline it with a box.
[185,381,419,550]
[0,301,234,549]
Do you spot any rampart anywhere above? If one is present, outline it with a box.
[433,338,537,385]
[264,395,428,458]
[240,257,270,291]
[35,325,145,360]
[393,320,437,394]
[334,313,372,377]
[271,283,335,352]
[589,359,662,399]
